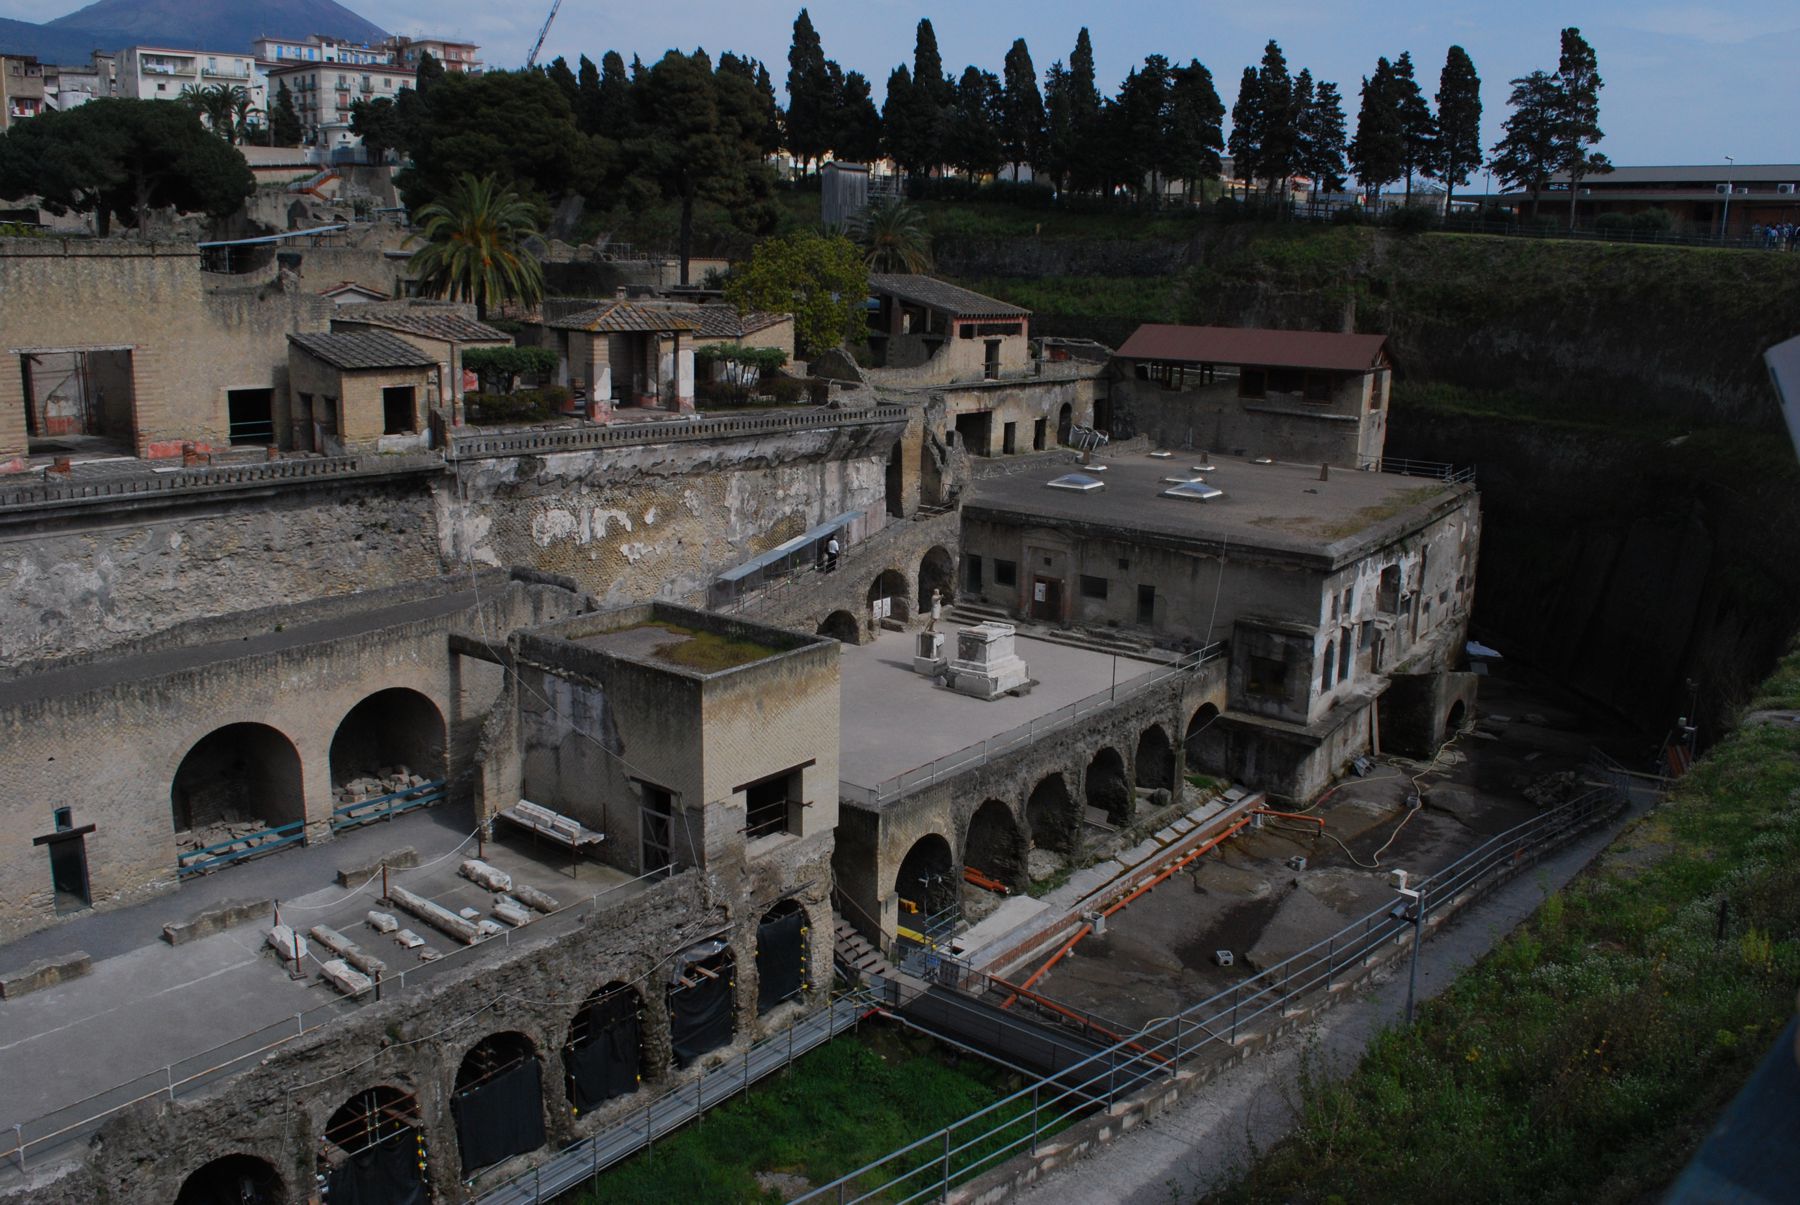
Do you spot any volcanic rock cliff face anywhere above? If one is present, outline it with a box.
[940,225,1800,738]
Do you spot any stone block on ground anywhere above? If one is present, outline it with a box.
[459,858,513,892]
[475,919,505,939]
[320,958,373,997]
[162,898,271,945]
[309,925,387,978]
[388,885,481,945]
[511,884,560,914]
[395,929,425,949]
[0,951,91,999]
[336,847,420,887]
[366,911,398,934]
[265,925,308,962]
[493,899,533,927]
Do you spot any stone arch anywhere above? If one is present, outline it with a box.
[1445,700,1468,741]
[894,832,956,914]
[563,982,643,1114]
[756,898,808,1014]
[917,545,956,613]
[817,609,861,645]
[174,1154,282,1204]
[964,799,1027,890]
[1085,747,1132,825]
[170,722,304,835]
[1056,402,1073,444]
[328,687,447,789]
[452,1031,546,1174]
[319,1085,426,1202]
[1134,724,1176,791]
[1026,772,1079,854]
[1184,703,1226,778]
[868,568,911,622]
[668,942,736,1067]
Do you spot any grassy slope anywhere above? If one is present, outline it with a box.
[1214,646,1800,1204]
[573,1027,1041,1204]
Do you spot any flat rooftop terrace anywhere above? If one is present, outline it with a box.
[837,628,1162,791]
[572,620,789,674]
[967,454,1467,562]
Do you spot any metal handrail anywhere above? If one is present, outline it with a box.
[793,784,1625,1202]
[840,642,1225,807]
[1357,455,1477,484]
[446,403,907,461]
[329,780,448,832]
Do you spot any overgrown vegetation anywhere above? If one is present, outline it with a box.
[572,1026,1034,1203]
[463,386,572,426]
[1215,644,1800,1204]
[643,623,779,672]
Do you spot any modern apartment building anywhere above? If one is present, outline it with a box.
[264,61,415,148]
[112,45,266,113]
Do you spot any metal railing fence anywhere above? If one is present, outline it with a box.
[447,404,907,461]
[1357,455,1478,484]
[794,784,1625,1203]
[840,642,1225,807]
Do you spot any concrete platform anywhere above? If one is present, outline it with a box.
[837,628,1160,790]
[0,806,643,1135]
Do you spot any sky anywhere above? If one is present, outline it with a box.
[16,0,1800,166]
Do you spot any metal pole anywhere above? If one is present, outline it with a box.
[1405,901,1423,1024]
[941,1127,952,1201]
[1031,1083,1040,1154]
[11,1124,22,1173]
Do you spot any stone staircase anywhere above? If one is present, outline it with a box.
[946,598,1167,661]
[833,913,899,984]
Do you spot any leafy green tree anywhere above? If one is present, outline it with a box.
[629,49,770,284]
[1254,41,1299,198]
[999,38,1045,180]
[833,69,883,164]
[948,66,1004,179]
[1296,78,1348,205]
[1165,59,1224,203]
[1554,26,1609,229]
[752,60,785,156]
[414,50,444,93]
[0,98,252,234]
[575,54,603,133]
[860,198,931,271]
[785,8,833,172]
[407,172,544,318]
[268,82,303,146]
[1490,69,1559,216]
[1432,45,1482,210]
[1227,66,1262,198]
[881,66,934,179]
[911,19,954,173]
[394,69,603,212]
[1349,57,1403,203]
[596,51,634,138]
[462,345,559,393]
[1063,28,1103,191]
[231,90,257,145]
[1110,57,1171,202]
[1390,51,1435,201]
[544,56,578,111]
[349,96,404,162]
[725,230,867,358]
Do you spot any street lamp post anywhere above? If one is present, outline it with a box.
[1721,155,1735,241]
[1391,869,1424,1023]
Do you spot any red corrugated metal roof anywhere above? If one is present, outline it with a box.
[1116,325,1390,372]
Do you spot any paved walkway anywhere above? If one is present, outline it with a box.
[1012,791,1652,1203]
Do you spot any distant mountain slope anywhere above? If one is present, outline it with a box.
[1,0,386,63]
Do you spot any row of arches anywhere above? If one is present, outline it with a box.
[169,687,447,836]
[899,703,1229,903]
[171,901,811,1203]
[809,543,958,647]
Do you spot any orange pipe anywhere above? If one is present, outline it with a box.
[983,972,1169,1063]
[1255,808,1325,831]
[1001,815,1252,1008]
[963,866,1012,895]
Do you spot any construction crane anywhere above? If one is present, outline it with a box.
[524,0,564,70]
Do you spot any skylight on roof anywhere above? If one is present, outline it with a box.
[1192,462,1217,472]
[1046,473,1106,492]
[1161,480,1225,502]
[1162,475,1210,484]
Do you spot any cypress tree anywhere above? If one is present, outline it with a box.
[1165,59,1224,203]
[1432,45,1482,211]
[1349,57,1403,204]
[1554,26,1609,229]
[999,38,1046,180]
[784,8,833,172]
[1228,66,1262,199]
[1391,50,1435,202]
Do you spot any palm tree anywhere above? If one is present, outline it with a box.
[406,174,545,319]
[180,84,247,144]
[860,198,933,273]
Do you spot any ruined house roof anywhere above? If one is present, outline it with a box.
[330,305,511,344]
[545,301,699,333]
[664,304,789,340]
[1115,325,1390,373]
[288,331,438,371]
[868,275,1030,319]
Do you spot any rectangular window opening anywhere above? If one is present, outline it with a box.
[1079,574,1108,600]
[743,768,805,840]
[1033,418,1046,451]
[639,783,674,877]
[381,385,417,435]
[1136,583,1155,625]
[994,559,1018,588]
[226,387,275,446]
[1247,655,1287,698]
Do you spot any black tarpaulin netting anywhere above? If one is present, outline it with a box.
[669,971,733,1066]
[452,1058,546,1173]
[756,910,805,1013]
[325,1134,424,1205]
[566,995,641,1111]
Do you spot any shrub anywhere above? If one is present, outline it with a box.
[463,388,566,425]
[1332,204,1370,226]
[1631,207,1675,233]
[462,345,559,393]
[1384,204,1437,235]
[1594,211,1633,233]
[764,374,805,404]
[808,377,831,405]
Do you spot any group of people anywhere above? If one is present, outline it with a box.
[1752,223,1800,250]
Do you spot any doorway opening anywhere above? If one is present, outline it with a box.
[381,385,417,435]
[226,388,275,446]
[18,348,137,454]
